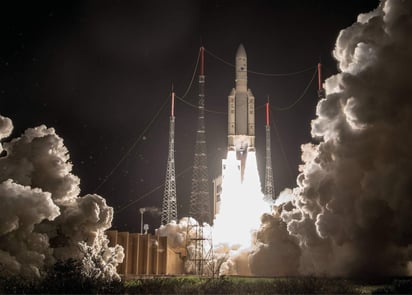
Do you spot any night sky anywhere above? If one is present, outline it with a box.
[0,0,380,232]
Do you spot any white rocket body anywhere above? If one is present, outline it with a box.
[227,44,255,178]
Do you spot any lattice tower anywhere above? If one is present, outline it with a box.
[189,46,211,224]
[264,101,274,200]
[186,47,214,277]
[161,91,178,225]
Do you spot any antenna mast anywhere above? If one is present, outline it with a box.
[187,47,214,276]
[264,98,274,200]
[189,46,211,224]
[161,87,178,225]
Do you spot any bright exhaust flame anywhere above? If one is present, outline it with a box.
[213,150,269,249]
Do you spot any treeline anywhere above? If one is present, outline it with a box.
[0,259,122,294]
[1,262,412,294]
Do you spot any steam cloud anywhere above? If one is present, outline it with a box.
[157,217,214,274]
[0,117,124,280]
[251,0,412,277]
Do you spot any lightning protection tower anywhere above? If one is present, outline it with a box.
[189,46,211,224]
[161,89,178,225]
[264,99,274,200]
[187,47,214,276]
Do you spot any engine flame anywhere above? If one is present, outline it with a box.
[213,150,270,249]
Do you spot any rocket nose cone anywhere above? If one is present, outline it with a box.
[236,44,247,58]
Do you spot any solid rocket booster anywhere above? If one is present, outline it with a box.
[228,44,255,153]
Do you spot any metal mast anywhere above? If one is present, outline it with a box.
[161,89,178,225]
[189,46,211,225]
[187,47,213,276]
[264,99,274,200]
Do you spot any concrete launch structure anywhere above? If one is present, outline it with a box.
[106,230,184,277]
[227,44,255,178]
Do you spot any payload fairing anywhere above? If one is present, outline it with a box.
[227,44,255,178]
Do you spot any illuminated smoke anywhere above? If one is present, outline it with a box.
[274,188,295,207]
[157,217,213,274]
[249,208,301,276]
[273,0,412,277]
[0,116,124,280]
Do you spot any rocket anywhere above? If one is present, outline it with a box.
[227,44,255,177]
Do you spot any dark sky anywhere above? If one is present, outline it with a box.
[0,0,380,232]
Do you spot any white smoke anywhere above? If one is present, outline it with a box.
[157,217,214,274]
[263,0,412,277]
[249,208,301,276]
[157,218,190,249]
[0,116,124,280]
[274,188,295,207]
[0,116,12,153]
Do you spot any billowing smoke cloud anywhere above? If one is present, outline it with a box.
[0,117,123,280]
[249,208,301,276]
[0,116,12,153]
[157,217,216,274]
[157,218,190,249]
[270,0,412,277]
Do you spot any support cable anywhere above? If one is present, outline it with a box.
[94,48,317,194]
[93,50,201,193]
[271,67,318,111]
[180,49,201,100]
[117,166,192,213]
[204,47,316,77]
[93,97,169,193]
[175,94,226,114]
[176,63,318,114]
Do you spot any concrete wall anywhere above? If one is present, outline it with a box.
[106,230,184,276]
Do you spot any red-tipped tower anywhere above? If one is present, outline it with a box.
[188,45,213,275]
[190,45,210,222]
[161,84,178,225]
[171,87,175,117]
[200,46,205,76]
[264,96,274,200]
[317,63,322,91]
